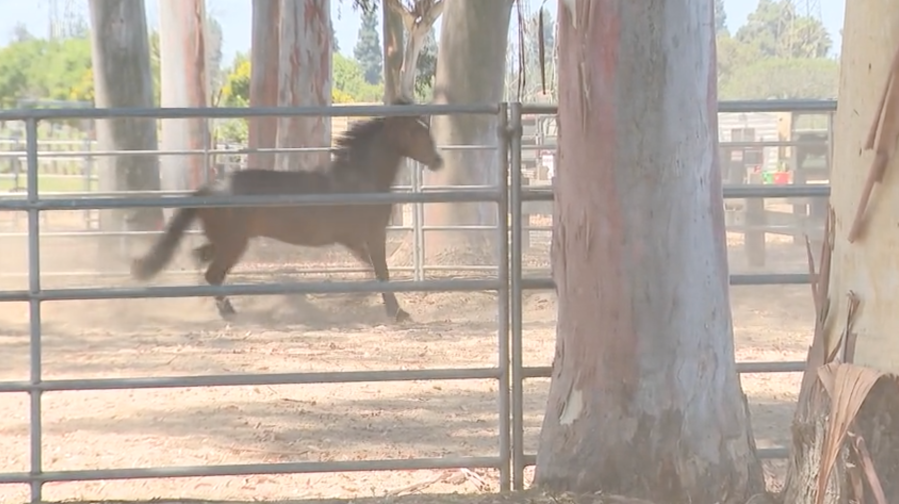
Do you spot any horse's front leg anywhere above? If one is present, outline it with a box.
[364,235,410,322]
[203,237,248,320]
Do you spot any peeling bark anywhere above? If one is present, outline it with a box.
[783,375,899,503]
[533,2,763,502]
[88,0,163,233]
[158,0,211,190]
[276,0,332,172]
[423,0,513,261]
[249,0,280,171]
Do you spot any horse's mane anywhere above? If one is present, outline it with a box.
[330,97,417,171]
[332,116,388,163]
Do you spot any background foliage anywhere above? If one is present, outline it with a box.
[0,0,838,142]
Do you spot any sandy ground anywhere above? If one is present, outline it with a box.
[0,208,816,503]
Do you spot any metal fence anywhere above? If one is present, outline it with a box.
[0,100,834,281]
[0,99,836,502]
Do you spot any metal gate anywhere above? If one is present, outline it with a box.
[0,100,835,502]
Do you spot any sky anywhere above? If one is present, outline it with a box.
[0,0,845,63]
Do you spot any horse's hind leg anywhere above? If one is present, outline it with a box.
[204,237,248,320]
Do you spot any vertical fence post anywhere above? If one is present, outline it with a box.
[520,177,531,253]
[11,136,22,229]
[745,172,767,267]
[496,102,511,492]
[413,160,425,281]
[508,102,525,490]
[82,134,93,229]
[25,117,44,503]
[12,136,22,191]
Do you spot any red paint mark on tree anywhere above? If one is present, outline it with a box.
[555,1,639,400]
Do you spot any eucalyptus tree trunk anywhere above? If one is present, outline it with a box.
[88,0,163,233]
[423,0,513,263]
[275,0,332,172]
[382,2,404,103]
[158,0,211,190]
[534,2,764,501]
[248,0,280,171]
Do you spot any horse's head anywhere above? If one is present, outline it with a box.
[382,98,444,171]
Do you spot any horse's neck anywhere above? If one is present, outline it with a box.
[356,142,403,190]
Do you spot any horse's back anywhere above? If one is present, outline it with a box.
[228,168,331,195]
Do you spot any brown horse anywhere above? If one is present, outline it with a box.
[130,108,444,322]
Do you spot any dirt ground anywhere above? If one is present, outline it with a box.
[0,209,815,504]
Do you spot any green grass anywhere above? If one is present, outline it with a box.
[0,174,97,193]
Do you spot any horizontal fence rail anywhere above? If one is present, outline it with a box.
[0,457,505,486]
[520,99,836,115]
[0,189,503,211]
[0,367,504,394]
[0,103,502,121]
[0,143,497,159]
[0,100,830,502]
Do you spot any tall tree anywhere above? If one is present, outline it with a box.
[715,0,728,34]
[354,7,382,85]
[385,0,445,99]
[781,1,899,501]
[276,0,332,171]
[87,0,162,232]
[332,24,341,53]
[206,16,224,92]
[423,0,514,260]
[11,23,33,43]
[533,1,764,501]
[508,7,556,100]
[414,27,437,99]
[735,0,832,58]
[158,0,212,191]
[720,57,838,99]
[248,0,280,171]
[382,1,404,102]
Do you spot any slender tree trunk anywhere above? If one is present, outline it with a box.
[276,0,332,172]
[534,2,763,502]
[88,0,163,233]
[249,0,280,171]
[781,2,899,502]
[382,2,404,103]
[423,0,513,263]
[383,2,405,226]
[158,0,211,190]
[396,1,444,100]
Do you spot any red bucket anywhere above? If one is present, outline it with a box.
[773,172,791,185]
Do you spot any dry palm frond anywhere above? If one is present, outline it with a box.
[814,363,887,504]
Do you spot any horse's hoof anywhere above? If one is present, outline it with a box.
[394,308,412,323]
[216,300,237,320]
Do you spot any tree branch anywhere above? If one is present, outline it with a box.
[396,0,445,100]
[386,0,416,33]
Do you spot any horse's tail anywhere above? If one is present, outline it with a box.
[130,194,203,281]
